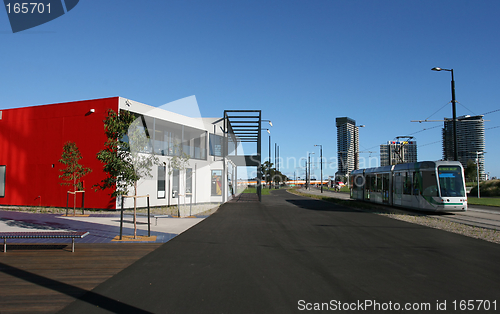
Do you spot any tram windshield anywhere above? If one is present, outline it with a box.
[438,166,465,197]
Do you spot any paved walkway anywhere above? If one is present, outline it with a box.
[57,189,500,313]
[0,210,205,244]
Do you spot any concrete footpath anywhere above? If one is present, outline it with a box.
[58,189,500,314]
[0,210,205,244]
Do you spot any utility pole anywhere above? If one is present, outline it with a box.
[308,152,315,190]
[269,134,271,189]
[315,144,323,193]
[431,67,458,161]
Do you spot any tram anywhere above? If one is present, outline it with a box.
[350,161,467,212]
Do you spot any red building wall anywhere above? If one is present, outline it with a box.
[0,97,119,209]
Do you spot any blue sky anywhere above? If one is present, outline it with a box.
[1,0,499,179]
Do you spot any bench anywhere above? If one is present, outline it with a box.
[0,231,89,253]
[125,213,171,226]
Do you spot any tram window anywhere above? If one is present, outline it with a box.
[394,173,402,195]
[354,175,365,188]
[422,171,438,197]
[377,174,382,192]
[413,172,421,195]
[403,172,412,195]
[438,166,465,197]
[383,174,390,191]
[370,175,376,192]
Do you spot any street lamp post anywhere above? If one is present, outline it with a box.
[473,151,486,198]
[308,152,315,190]
[268,130,271,189]
[304,159,307,189]
[432,67,458,161]
[261,120,272,188]
[314,144,323,193]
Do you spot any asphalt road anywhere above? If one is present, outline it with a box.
[60,189,500,313]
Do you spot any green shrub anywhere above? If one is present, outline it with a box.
[470,180,500,197]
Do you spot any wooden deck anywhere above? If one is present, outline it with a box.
[0,243,162,313]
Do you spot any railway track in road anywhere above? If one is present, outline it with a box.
[292,188,500,243]
[430,207,500,231]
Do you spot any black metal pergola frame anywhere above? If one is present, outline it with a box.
[223,110,262,201]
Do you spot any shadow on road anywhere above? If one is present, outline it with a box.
[284,198,361,213]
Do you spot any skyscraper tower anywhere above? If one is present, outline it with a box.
[336,117,359,179]
[380,137,417,166]
[443,115,485,180]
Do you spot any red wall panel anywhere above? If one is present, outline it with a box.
[0,97,119,209]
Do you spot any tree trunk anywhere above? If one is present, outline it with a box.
[134,181,137,239]
[73,177,76,216]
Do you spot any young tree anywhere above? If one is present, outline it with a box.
[260,161,277,189]
[59,141,92,216]
[167,142,190,215]
[94,109,159,238]
[94,109,136,196]
[464,159,477,183]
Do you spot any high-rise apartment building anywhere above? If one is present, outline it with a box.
[380,139,417,166]
[336,117,359,178]
[442,114,485,180]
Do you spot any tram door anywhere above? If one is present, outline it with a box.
[402,171,413,207]
[393,172,402,206]
[412,171,422,208]
[382,173,390,203]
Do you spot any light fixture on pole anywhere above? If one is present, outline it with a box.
[314,144,323,193]
[262,120,273,127]
[432,67,458,161]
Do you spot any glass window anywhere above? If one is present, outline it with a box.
[157,166,166,199]
[209,134,224,157]
[186,168,193,197]
[128,114,153,154]
[183,126,207,160]
[394,172,402,195]
[422,171,438,197]
[413,171,421,195]
[0,165,5,197]
[365,174,373,200]
[376,174,382,192]
[227,136,237,156]
[403,171,412,195]
[365,174,372,191]
[211,170,222,196]
[154,119,182,157]
[227,163,234,196]
[172,169,179,198]
[383,173,390,201]
[354,175,364,190]
[438,166,465,197]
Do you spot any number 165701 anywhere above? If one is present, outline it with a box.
[5,3,51,14]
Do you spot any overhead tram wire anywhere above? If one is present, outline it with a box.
[424,101,452,121]
[481,108,500,116]
[456,101,477,116]
[419,140,441,147]
[486,125,500,130]
[409,125,441,135]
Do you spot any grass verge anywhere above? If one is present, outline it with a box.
[242,187,271,195]
[467,197,500,207]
